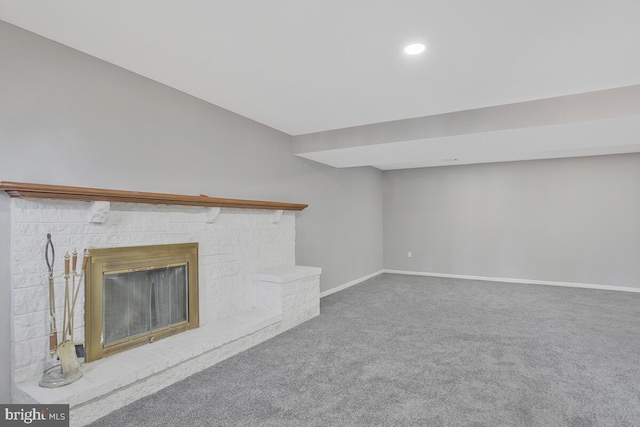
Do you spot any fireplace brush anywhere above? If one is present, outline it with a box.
[62,251,70,343]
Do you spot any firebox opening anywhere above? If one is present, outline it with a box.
[85,243,199,362]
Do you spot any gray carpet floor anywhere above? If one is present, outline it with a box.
[89,274,640,426]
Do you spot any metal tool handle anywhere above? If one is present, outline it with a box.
[82,249,89,271]
[64,251,70,276]
[45,233,55,273]
[72,249,78,273]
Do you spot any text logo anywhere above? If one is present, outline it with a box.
[2,405,69,426]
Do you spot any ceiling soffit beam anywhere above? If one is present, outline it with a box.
[292,85,640,156]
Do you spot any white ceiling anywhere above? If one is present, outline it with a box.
[2,1,640,169]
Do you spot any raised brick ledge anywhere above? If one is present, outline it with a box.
[15,308,281,408]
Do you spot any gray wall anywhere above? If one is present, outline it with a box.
[384,154,640,287]
[0,21,383,399]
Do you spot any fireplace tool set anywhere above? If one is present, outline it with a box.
[39,234,88,388]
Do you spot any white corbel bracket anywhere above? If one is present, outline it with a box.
[205,207,221,223]
[271,209,283,224]
[87,201,110,223]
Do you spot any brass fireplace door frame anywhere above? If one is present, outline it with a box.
[85,243,199,362]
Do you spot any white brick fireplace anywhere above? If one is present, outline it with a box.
[8,194,320,426]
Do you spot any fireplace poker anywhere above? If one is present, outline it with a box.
[45,234,58,354]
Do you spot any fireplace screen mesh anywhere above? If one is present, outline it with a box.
[103,265,188,345]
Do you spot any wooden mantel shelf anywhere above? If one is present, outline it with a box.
[0,182,307,211]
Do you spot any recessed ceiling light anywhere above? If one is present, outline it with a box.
[404,43,426,55]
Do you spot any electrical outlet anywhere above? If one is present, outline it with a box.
[408,251,412,258]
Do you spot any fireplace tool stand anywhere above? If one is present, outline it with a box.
[39,235,84,388]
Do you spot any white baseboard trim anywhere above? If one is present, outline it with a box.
[383,269,640,293]
[320,270,385,298]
